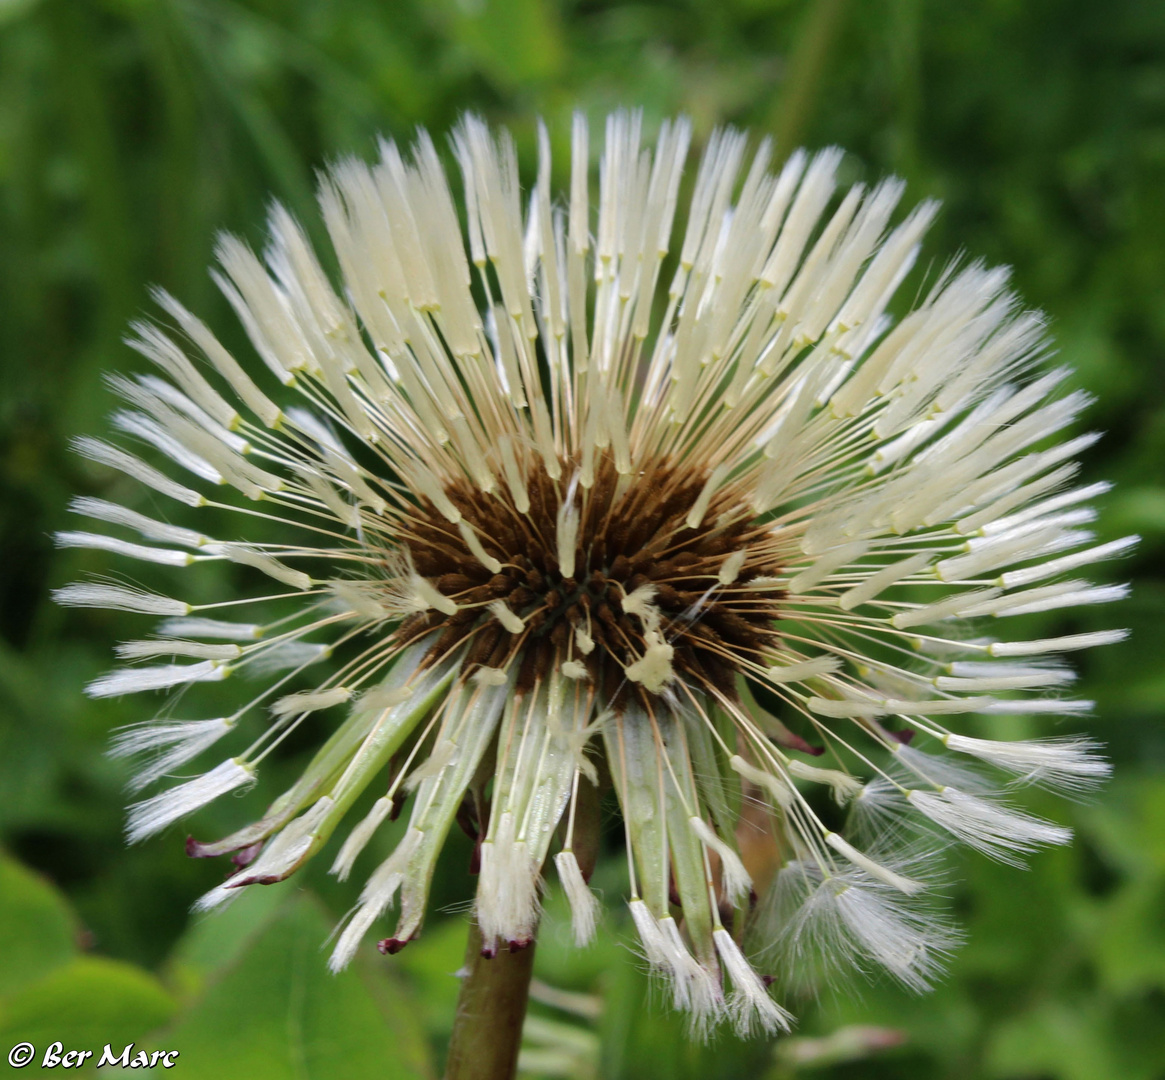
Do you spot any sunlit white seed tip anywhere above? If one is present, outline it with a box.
[488,599,525,634]
[623,631,675,694]
[718,549,747,586]
[411,573,458,616]
[824,833,923,895]
[561,660,589,680]
[689,817,752,905]
[271,686,351,717]
[765,656,841,683]
[457,520,503,574]
[472,666,509,686]
[788,760,863,804]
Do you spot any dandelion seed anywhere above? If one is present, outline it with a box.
[944,733,1111,792]
[60,112,1130,1037]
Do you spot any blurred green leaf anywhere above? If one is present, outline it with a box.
[164,875,293,1002]
[1091,876,1165,995]
[433,0,564,88]
[1106,487,1165,539]
[0,852,78,996]
[160,889,432,1079]
[985,1002,1118,1080]
[0,956,176,1062]
[1079,775,1165,878]
[393,915,467,1044]
[529,877,626,993]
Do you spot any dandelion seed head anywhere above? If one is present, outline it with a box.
[58,111,1131,1038]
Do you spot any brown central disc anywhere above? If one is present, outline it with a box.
[395,454,783,707]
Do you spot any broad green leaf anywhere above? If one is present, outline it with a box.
[0,854,77,996]
[165,876,293,1001]
[0,956,176,1061]
[160,891,432,1080]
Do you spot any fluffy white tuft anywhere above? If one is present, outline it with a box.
[155,617,261,640]
[126,759,254,844]
[109,717,233,792]
[906,787,1071,865]
[86,660,229,698]
[329,827,424,973]
[689,817,752,906]
[477,810,540,948]
[945,734,1111,793]
[554,850,600,947]
[54,583,189,617]
[713,928,794,1037]
[766,859,959,993]
[331,796,393,882]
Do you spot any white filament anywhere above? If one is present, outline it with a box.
[331,796,394,882]
[554,850,600,946]
[126,759,254,844]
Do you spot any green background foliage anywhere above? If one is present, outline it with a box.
[1,0,1163,1076]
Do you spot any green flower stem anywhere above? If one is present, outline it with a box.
[444,919,536,1080]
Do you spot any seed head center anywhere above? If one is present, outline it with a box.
[396,455,783,705]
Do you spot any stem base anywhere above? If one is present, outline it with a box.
[443,919,536,1080]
